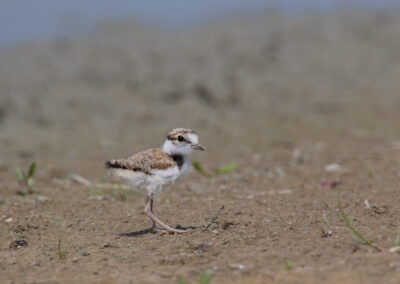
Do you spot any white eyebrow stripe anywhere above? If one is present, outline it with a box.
[186,133,198,144]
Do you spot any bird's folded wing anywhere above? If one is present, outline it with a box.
[108,149,176,174]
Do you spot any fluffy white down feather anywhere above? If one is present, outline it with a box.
[109,165,182,195]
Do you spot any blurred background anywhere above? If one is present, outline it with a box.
[1,0,400,175]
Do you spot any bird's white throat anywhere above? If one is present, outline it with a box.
[162,139,194,156]
[162,139,192,174]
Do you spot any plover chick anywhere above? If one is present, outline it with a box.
[105,128,205,234]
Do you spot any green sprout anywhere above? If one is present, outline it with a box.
[285,259,293,271]
[395,227,400,246]
[214,164,237,176]
[192,161,237,177]
[57,239,67,260]
[192,161,208,176]
[88,185,138,201]
[177,271,213,284]
[337,193,382,252]
[15,162,36,194]
[198,272,213,284]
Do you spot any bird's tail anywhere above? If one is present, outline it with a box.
[105,160,112,169]
[105,160,118,169]
[105,159,127,169]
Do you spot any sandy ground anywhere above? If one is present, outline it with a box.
[1,10,400,284]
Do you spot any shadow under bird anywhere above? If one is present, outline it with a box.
[105,128,205,234]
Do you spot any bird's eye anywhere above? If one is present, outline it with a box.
[177,135,184,142]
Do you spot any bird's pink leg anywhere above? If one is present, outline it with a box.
[147,197,166,234]
[145,195,186,234]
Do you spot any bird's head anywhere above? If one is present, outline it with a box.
[162,128,205,155]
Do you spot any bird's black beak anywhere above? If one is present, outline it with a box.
[192,144,205,151]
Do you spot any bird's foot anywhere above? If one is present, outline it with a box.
[150,227,169,235]
[150,227,187,235]
[167,228,187,234]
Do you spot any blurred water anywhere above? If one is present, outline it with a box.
[0,0,399,47]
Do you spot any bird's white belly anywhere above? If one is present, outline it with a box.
[148,166,180,195]
[108,169,147,189]
[109,166,181,196]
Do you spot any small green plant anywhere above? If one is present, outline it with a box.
[337,193,382,252]
[57,239,67,260]
[192,161,237,177]
[193,161,208,176]
[198,272,212,284]
[285,259,293,271]
[214,164,237,176]
[88,186,138,201]
[16,162,36,194]
[117,183,128,201]
[177,271,213,284]
[395,227,400,246]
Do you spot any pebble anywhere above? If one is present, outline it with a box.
[389,246,400,253]
[229,264,245,270]
[37,196,50,202]
[325,163,342,172]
